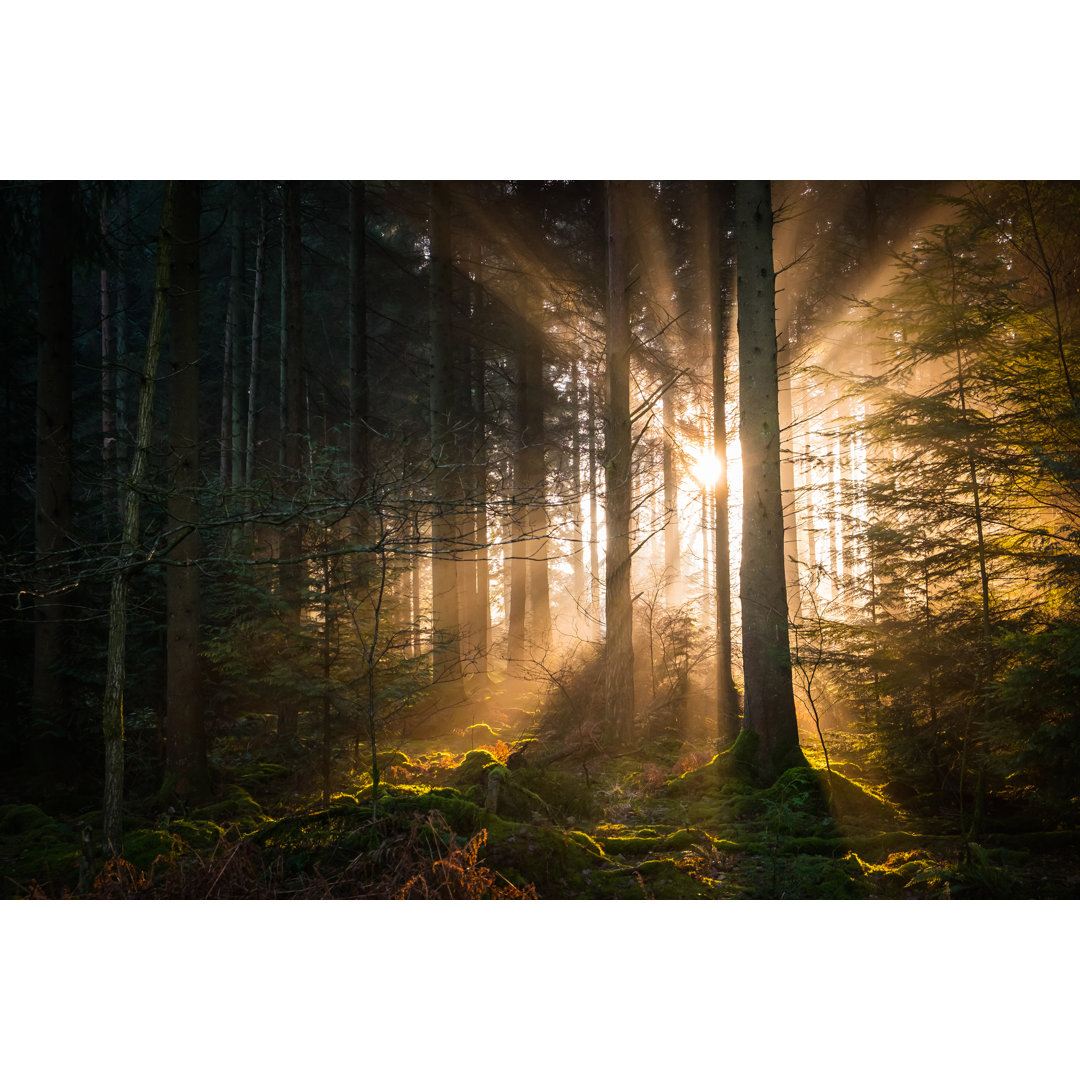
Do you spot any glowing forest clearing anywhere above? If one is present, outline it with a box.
[5,180,1080,898]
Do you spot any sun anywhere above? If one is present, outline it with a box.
[688,446,724,488]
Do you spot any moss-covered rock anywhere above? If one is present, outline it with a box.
[450,749,502,787]
[190,785,267,829]
[0,804,55,835]
[597,828,707,857]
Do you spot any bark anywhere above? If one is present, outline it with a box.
[103,181,175,854]
[246,187,266,495]
[428,182,462,683]
[661,383,682,607]
[520,309,550,659]
[278,181,305,735]
[569,352,586,629]
[710,181,739,740]
[587,371,601,617]
[604,181,635,742]
[100,188,116,533]
[348,180,370,477]
[34,181,75,760]
[165,181,207,798]
[736,180,799,776]
[221,190,242,489]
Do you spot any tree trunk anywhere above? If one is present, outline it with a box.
[569,353,586,632]
[165,181,208,799]
[588,370,601,618]
[736,180,800,777]
[348,180,370,479]
[246,187,266,496]
[34,180,75,769]
[519,308,550,660]
[278,181,305,735]
[100,188,117,535]
[428,182,463,684]
[103,182,175,854]
[604,180,635,743]
[710,181,740,740]
[661,383,682,607]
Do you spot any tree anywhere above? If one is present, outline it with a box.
[604,180,635,742]
[710,180,740,742]
[428,181,463,684]
[165,180,208,798]
[103,182,175,854]
[736,180,800,776]
[33,181,75,768]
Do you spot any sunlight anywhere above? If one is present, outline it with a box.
[688,446,724,488]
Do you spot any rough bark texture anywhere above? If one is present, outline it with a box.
[428,182,462,683]
[736,180,800,776]
[520,309,550,659]
[604,181,635,742]
[278,181,305,734]
[710,181,740,741]
[165,181,208,797]
[103,182,175,854]
[348,180,369,479]
[34,181,75,758]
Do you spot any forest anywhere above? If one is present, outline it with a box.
[4,178,1080,900]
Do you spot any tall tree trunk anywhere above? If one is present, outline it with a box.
[519,309,550,660]
[710,181,739,740]
[246,187,266,496]
[34,181,75,770]
[604,181,635,743]
[736,180,799,777]
[103,182,175,854]
[588,369,601,618]
[470,289,490,675]
[569,352,586,631]
[100,188,117,535]
[221,190,242,490]
[661,383,682,607]
[165,181,207,798]
[348,181,370,479]
[278,181,305,735]
[428,182,463,684]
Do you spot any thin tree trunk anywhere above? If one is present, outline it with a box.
[710,181,739,740]
[661,383,682,607]
[428,182,462,684]
[246,187,266,497]
[103,182,175,855]
[221,190,242,489]
[588,370,601,618]
[569,352,586,631]
[34,181,75,768]
[100,188,117,534]
[604,180,635,743]
[278,181,305,735]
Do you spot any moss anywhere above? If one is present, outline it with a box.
[823,771,900,826]
[0,804,56,835]
[599,828,706,857]
[778,836,848,856]
[450,749,502,787]
[190,785,267,829]
[568,831,606,859]
[457,722,504,746]
[483,820,607,899]
[632,858,716,899]
[233,762,290,791]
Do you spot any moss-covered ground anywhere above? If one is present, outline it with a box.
[4,715,1079,899]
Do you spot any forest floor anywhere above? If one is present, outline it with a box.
[4,683,1080,899]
